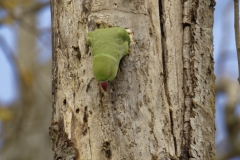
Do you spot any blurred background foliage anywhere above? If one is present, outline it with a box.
[0,0,52,160]
[0,0,239,160]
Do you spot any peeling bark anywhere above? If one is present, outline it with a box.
[50,0,215,159]
[49,122,78,160]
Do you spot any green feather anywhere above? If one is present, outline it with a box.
[87,27,130,82]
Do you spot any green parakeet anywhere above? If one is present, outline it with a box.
[87,27,130,91]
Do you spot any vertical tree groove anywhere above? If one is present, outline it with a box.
[50,0,215,159]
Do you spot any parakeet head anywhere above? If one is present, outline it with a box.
[93,54,119,91]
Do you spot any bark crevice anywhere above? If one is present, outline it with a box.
[88,128,93,160]
[159,0,177,157]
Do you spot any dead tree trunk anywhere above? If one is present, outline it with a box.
[50,0,215,159]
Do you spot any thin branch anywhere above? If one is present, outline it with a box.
[234,0,240,84]
[0,35,19,79]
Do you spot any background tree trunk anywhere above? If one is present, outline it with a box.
[50,0,215,159]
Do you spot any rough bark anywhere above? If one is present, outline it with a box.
[50,0,215,159]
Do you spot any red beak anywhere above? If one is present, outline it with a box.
[100,81,108,91]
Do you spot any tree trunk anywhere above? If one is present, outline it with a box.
[50,0,215,159]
